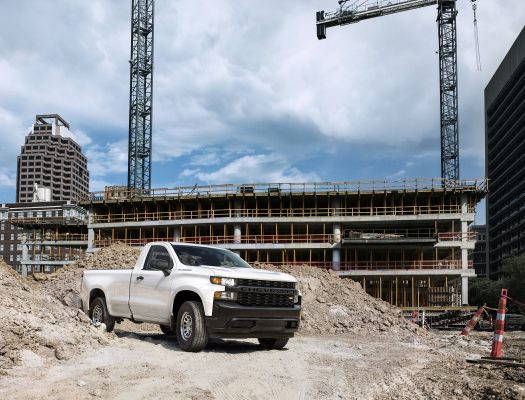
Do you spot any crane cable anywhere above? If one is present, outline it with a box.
[471,0,482,71]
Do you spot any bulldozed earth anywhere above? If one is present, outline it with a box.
[1,244,524,399]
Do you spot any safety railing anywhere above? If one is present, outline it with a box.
[276,260,473,270]
[9,216,87,226]
[343,228,435,240]
[25,233,88,242]
[94,234,335,247]
[79,178,488,202]
[437,231,476,241]
[91,204,467,224]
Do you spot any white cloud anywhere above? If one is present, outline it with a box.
[193,153,320,184]
[0,170,16,188]
[0,0,523,201]
[84,140,128,178]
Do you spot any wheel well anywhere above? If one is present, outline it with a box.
[89,289,106,309]
[172,291,202,318]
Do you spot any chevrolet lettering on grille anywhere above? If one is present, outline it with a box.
[239,286,296,295]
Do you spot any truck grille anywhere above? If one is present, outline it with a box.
[237,279,295,289]
[237,292,295,308]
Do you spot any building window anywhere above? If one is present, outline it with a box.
[1,234,3,240]
[10,244,14,251]
[10,233,14,240]
[16,255,20,261]
[9,255,13,262]
[44,265,51,272]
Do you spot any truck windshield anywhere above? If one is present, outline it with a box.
[171,245,252,268]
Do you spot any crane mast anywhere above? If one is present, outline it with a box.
[317,0,460,182]
[128,0,155,192]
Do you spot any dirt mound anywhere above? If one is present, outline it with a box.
[34,243,141,308]
[0,260,111,372]
[35,245,421,338]
[256,264,423,337]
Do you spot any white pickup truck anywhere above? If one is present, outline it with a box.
[80,242,301,352]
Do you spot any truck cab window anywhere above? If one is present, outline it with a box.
[143,245,173,271]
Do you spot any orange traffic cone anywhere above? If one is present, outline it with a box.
[490,289,507,359]
[460,304,485,336]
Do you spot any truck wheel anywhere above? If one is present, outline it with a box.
[176,301,208,352]
[90,297,115,332]
[258,338,289,350]
[159,324,175,335]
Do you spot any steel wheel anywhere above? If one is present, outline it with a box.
[89,297,116,332]
[92,304,103,325]
[176,301,208,352]
[180,311,193,340]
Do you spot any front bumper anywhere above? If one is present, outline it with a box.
[206,301,301,339]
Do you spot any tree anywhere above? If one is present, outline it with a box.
[469,277,502,308]
[469,255,525,312]
[501,255,525,313]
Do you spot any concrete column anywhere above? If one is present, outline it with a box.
[461,276,469,306]
[332,197,342,271]
[233,198,242,254]
[332,248,341,271]
[87,228,95,251]
[333,223,341,243]
[173,226,181,242]
[460,193,470,305]
[21,234,28,277]
[234,225,242,244]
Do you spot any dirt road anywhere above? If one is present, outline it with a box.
[2,329,523,400]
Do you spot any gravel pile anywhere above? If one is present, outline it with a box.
[0,260,111,372]
[256,263,424,337]
[33,243,140,308]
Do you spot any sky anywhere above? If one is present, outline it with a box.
[0,0,524,223]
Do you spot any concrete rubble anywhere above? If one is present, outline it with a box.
[0,244,522,400]
[0,260,112,373]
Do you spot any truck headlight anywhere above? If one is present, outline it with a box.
[294,291,302,304]
[210,277,237,287]
[214,291,238,301]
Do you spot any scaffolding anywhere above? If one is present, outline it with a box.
[75,178,487,308]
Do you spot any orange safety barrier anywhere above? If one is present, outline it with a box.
[490,289,508,359]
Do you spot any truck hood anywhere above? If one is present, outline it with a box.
[204,266,297,283]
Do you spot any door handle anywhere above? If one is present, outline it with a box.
[136,276,144,281]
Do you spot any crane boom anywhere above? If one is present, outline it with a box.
[317,0,460,182]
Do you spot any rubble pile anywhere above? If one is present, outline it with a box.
[33,243,140,308]
[256,263,423,336]
[0,260,110,372]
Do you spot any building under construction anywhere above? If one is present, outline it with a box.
[78,178,486,309]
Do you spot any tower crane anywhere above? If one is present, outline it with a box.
[128,0,154,192]
[317,0,465,182]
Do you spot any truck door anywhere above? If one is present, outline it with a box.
[129,245,173,323]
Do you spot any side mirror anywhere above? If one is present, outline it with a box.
[152,259,171,276]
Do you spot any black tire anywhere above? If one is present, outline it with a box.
[257,338,289,350]
[90,297,115,332]
[176,301,208,352]
[159,324,175,335]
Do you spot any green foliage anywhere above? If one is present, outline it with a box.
[468,277,502,308]
[469,255,525,312]
[501,255,525,312]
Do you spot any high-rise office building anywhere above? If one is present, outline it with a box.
[16,114,89,203]
[485,26,525,277]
